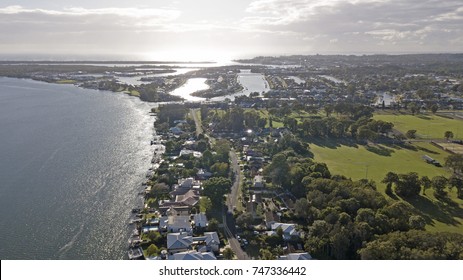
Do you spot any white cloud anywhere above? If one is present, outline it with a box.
[0,5,181,24]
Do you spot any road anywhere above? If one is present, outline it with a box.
[227,149,240,210]
[190,109,203,136]
[223,149,250,259]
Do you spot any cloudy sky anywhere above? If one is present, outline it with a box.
[0,0,462,60]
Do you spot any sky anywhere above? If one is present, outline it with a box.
[0,0,462,61]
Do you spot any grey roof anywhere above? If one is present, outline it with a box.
[168,250,217,260]
[167,233,192,250]
[278,253,312,260]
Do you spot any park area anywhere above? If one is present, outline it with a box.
[374,111,463,139]
[310,140,463,233]
[309,111,463,233]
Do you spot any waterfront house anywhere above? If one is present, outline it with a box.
[167,232,192,255]
[167,214,192,234]
[168,250,216,260]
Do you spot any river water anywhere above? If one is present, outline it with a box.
[0,77,154,259]
[168,70,270,102]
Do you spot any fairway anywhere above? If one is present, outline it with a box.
[374,112,463,139]
[310,140,463,233]
[310,141,451,191]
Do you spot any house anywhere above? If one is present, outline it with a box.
[178,177,196,189]
[265,211,280,228]
[203,232,220,252]
[167,232,192,255]
[167,214,192,233]
[197,169,212,180]
[174,189,200,207]
[169,127,183,135]
[193,213,208,229]
[278,252,312,260]
[159,186,200,214]
[168,250,216,260]
[192,232,220,253]
[179,149,203,158]
[253,175,264,188]
[271,223,300,241]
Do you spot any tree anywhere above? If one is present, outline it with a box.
[445,154,463,174]
[294,198,310,219]
[357,127,377,142]
[409,102,419,115]
[432,176,448,198]
[146,244,160,257]
[236,212,254,229]
[444,131,454,140]
[382,172,399,195]
[199,197,212,213]
[147,231,163,244]
[430,104,439,114]
[359,230,463,260]
[213,139,231,162]
[210,162,229,177]
[408,215,426,230]
[395,172,421,198]
[207,218,219,232]
[406,129,417,139]
[223,247,235,260]
[420,176,432,195]
[202,177,232,208]
[263,153,290,188]
[324,105,334,117]
[259,248,275,260]
[449,175,463,199]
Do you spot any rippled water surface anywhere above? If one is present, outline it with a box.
[0,78,154,259]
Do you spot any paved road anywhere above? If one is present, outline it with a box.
[223,149,250,259]
[190,109,203,136]
[227,149,240,210]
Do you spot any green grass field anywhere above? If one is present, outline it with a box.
[310,141,451,188]
[310,139,463,233]
[374,111,463,139]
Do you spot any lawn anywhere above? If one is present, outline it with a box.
[310,139,463,233]
[310,140,451,187]
[374,111,463,139]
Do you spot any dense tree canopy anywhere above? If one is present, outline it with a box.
[201,177,232,208]
[359,230,463,259]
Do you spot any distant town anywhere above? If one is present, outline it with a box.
[2,54,463,260]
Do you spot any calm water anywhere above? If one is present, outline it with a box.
[169,78,210,102]
[0,78,154,259]
[167,71,270,102]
